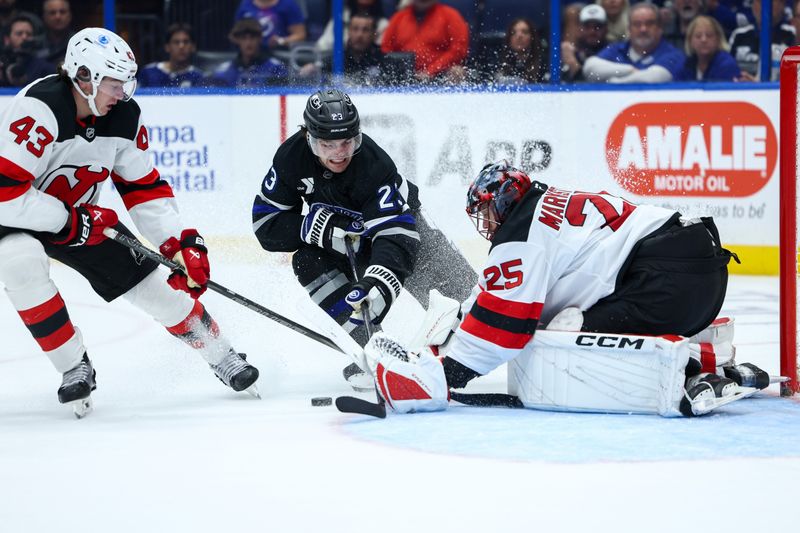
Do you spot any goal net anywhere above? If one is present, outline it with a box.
[779,46,800,396]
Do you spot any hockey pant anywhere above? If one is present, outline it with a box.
[293,209,477,346]
[0,227,232,375]
[582,215,736,338]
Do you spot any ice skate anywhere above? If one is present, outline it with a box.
[57,354,96,419]
[679,372,757,417]
[210,350,260,398]
[723,362,771,390]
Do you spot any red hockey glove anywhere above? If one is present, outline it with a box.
[50,204,119,246]
[159,229,210,298]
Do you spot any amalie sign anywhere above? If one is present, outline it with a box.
[605,102,777,197]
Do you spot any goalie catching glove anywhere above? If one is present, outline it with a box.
[51,203,119,246]
[345,265,402,325]
[365,333,449,414]
[159,229,210,298]
[300,203,365,256]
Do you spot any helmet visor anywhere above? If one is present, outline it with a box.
[307,132,362,160]
[97,76,137,102]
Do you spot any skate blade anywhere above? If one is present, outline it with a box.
[70,397,93,419]
[244,384,261,399]
[770,375,790,384]
[691,386,758,415]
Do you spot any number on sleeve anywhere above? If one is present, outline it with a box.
[8,116,54,158]
[484,259,524,291]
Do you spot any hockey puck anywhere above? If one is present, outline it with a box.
[311,396,332,407]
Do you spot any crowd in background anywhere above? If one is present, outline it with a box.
[1,0,798,89]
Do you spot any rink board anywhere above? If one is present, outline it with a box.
[0,89,779,273]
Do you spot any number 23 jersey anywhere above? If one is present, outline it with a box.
[448,181,676,375]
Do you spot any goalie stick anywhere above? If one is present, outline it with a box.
[103,228,347,355]
[334,238,387,418]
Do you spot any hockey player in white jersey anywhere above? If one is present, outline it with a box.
[362,160,770,417]
[0,28,258,417]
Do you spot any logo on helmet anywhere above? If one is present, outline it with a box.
[127,51,135,61]
[97,34,109,46]
[310,95,322,109]
[343,93,352,105]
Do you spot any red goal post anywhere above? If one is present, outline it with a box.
[779,46,800,396]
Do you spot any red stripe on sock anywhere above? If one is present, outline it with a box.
[700,342,717,373]
[18,293,66,325]
[37,322,76,352]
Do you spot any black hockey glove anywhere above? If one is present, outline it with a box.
[300,203,364,256]
[50,204,119,246]
[345,265,402,325]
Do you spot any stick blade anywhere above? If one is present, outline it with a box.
[335,395,387,418]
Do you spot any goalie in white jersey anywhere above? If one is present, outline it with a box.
[0,28,259,417]
[363,160,770,417]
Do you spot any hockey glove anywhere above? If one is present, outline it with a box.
[300,203,364,256]
[365,334,449,414]
[159,229,210,298]
[345,265,402,325]
[50,203,119,246]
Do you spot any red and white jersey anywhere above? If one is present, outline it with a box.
[0,75,181,246]
[448,182,676,375]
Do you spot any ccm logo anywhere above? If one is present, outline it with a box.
[576,334,644,350]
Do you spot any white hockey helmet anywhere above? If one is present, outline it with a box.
[64,27,138,116]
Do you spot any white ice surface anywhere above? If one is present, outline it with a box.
[1,260,798,533]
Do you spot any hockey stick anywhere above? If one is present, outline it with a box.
[102,228,346,355]
[449,391,524,408]
[334,237,387,419]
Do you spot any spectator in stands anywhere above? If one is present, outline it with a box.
[300,12,384,85]
[38,0,72,65]
[599,0,630,42]
[315,0,389,54]
[583,2,685,82]
[208,18,288,87]
[561,4,609,81]
[562,3,587,46]
[139,23,205,88]
[492,17,547,84]
[381,0,469,83]
[662,0,706,48]
[729,0,796,80]
[234,0,306,49]
[676,14,743,80]
[0,0,42,36]
[0,14,53,87]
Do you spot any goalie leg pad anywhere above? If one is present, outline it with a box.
[366,334,449,414]
[508,330,690,417]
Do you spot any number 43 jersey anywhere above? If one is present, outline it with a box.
[0,75,180,246]
[447,181,677,376]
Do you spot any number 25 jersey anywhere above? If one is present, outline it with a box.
[448,181,677,375]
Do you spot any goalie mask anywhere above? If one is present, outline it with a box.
[64,27,138,116]
[304,89,362,161]
[466,160,532,240]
